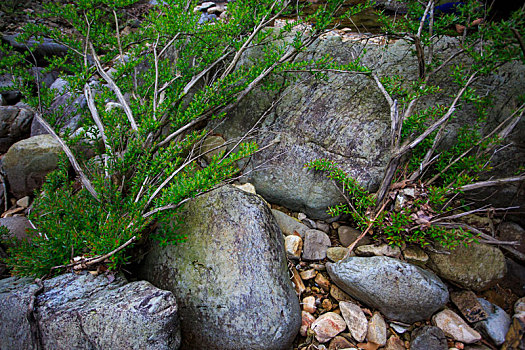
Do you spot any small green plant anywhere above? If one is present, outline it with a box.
[307,1,525,250]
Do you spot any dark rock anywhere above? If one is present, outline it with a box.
[501,258,525,297]
[327,256,448,323]
[410,326,448,350]
[0,105,34,152]
[450,290,488,323]
[0,273,180,350]
[139,185,301,350]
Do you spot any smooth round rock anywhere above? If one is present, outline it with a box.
[475,298,511,345]
[3,135,63,199]
[139,186,300,350]
[327,256,448,323]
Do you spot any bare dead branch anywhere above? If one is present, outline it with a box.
[34,113,100,201]
[458,176,525,192]
[89,43,138,131]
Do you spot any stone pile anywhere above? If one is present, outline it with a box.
[270,206,514,349]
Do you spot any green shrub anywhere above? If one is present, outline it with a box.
[307,1,525,250]
[1,0,373,276]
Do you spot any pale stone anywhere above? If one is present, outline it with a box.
[303,295,317,314]
[233,182,256,194]
[16,196,30,208]
[403,245,429,265]
[327,247,348,262]
[432,310,482,344]
[301,311,316,337]
[271,209,310,238]
[300,269,317,280]
[339,301,367,342]
[285,235,303,260]
[311,312,347,343]
[367,312,387,346]
[315,273,331,292]
[355,243,401,257]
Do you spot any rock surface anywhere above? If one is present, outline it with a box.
[302,229,331,260]
[427,243,506,291]
[3,134,63,199]
[285,235,303,260]
[139,185,301,350]
[0,105,33,152]
[311,312,347,343]
[432,309,482,344]
[410,326,448,350]
[0,273,180,350]
[339,300,367,342]
[474,298,511,345]
[271,209,310,238]
[367,312,387,346]
[355,243,401,257]
[327,256,448,323]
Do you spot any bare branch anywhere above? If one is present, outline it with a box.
[34,113,100,201]
[457,175,525,192]
[89,43,138,131]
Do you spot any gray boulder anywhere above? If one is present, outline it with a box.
[0,105,34,152]
[3,134,63,199]
[0,273,180,350]
[326,256,449,323]
[139,185,301,350]
[427,243,506,291]
[214,36,525,219]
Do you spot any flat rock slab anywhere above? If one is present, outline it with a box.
[139,185,301,350]
[327,256,449,323]
[0,273,180,350]
[410,326,448,350]
[432,309,481,344]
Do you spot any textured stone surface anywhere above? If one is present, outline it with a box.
[355,243,401,257]
[0,216,32,242]
[271,209,310,238]
[327,256,448,323]
[3,135,63,199]
[311,312,347,343]
[339,301,367,342]
[302,229,331,260]
[432,309,482,344]
[326,247,348,262]
[0,105,33,152]
[451,290,488,323]
[301,311,316,337]
[284,235,303,260]
[474,298,511,346]
[338,225,370,247]
[0,273,180,350]
[427,243,506,291]
[410,326,448,350]
[139,185,301,350]
[367,312,387,346]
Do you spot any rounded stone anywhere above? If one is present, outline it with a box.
[327,256,449,323]
[139,185,301,350]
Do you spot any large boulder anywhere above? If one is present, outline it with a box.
[427,243,506,291]
[214,35,525,219]
[0,273,180,350]
[2,134,63,199]
[0,105,34,152]
[327,256,449,323]
[139,185,301,350]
